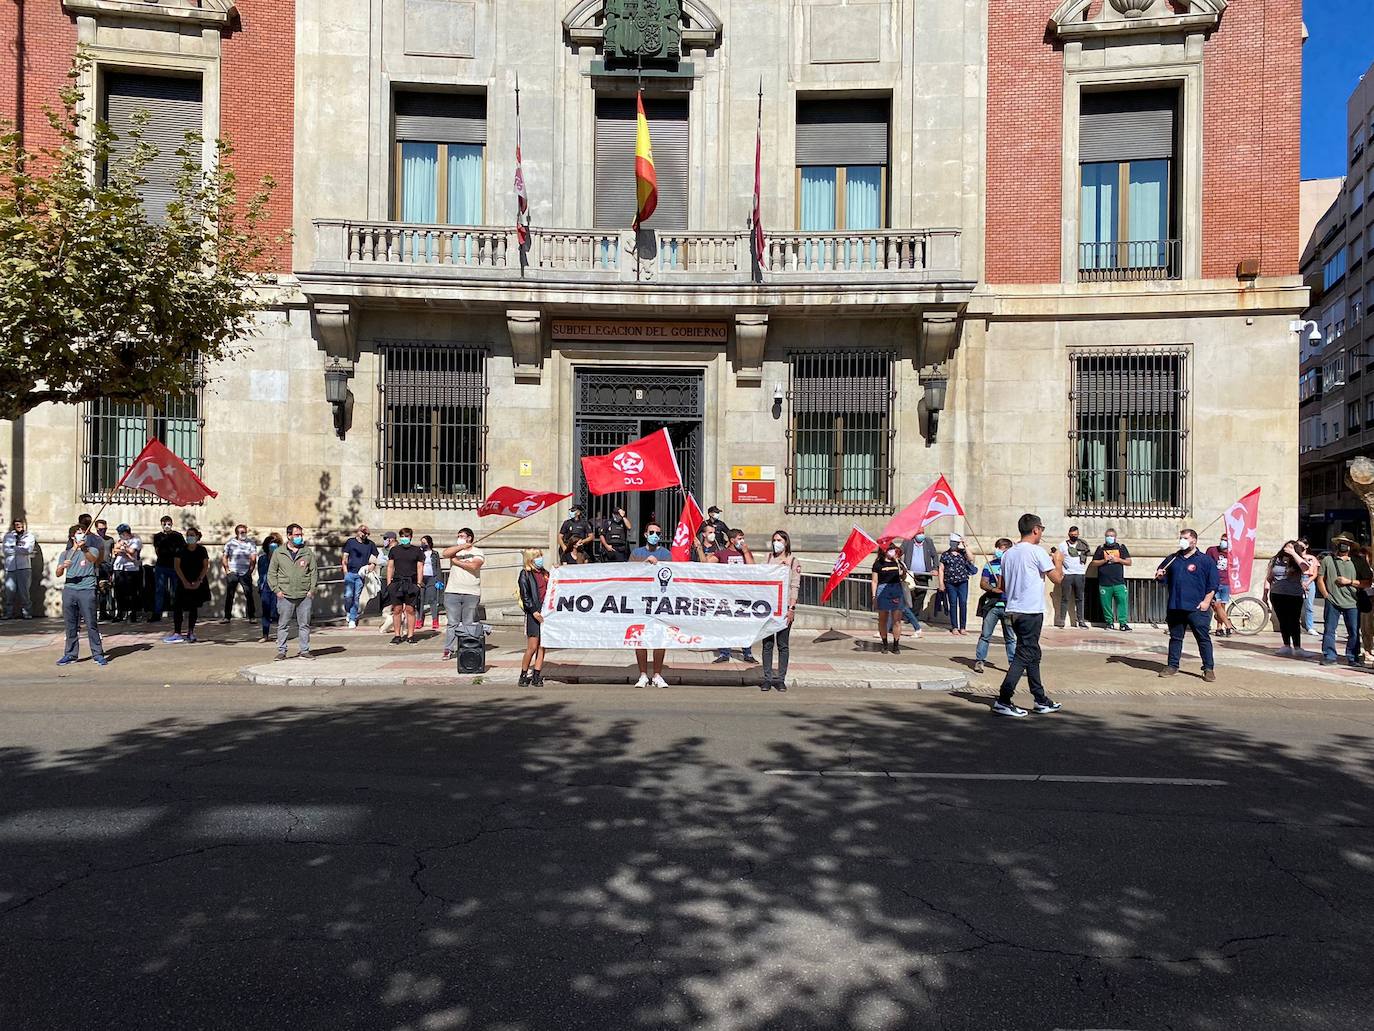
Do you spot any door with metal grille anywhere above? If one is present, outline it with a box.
[573,369,704,542]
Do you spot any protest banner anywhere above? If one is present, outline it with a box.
[540,561,791,650]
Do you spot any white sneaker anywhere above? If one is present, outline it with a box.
[347,619,357,629]
[634,673,649,688]
[651,674,669,689]
[991,701,1028,718]
[1276,646,1292,657]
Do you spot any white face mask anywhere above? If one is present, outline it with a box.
[1178,537,1192,551]
[773,540,785,554]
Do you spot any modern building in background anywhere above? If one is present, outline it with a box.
[2,0,1306,613]
[1298,61,1374,547]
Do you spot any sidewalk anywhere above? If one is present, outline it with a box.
[3,615,1372,700]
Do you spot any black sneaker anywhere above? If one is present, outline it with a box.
[879,641,890,653]
[1032,700,1062,714]
[712,654,731,664]
[531,670,544,686]
[390,635,403,645]
[743,654,760,665]
[519,671,531,686]
[760,679,773,692]
[891,641,901,654]
[1119,624,1133,632]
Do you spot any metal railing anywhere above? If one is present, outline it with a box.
[1078,239,1182,283]
[313,220,962,282]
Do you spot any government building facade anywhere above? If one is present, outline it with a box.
[2,0,1306,612]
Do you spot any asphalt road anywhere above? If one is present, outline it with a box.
[2,681,1372,1031]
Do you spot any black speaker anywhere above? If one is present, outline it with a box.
[457,643,485,674]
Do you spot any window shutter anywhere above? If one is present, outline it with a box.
[1079,89,1176,163]
[795,98,890,167]
[104,73,203,223]
[593,96,688,232]
[790,352,893,413]
[394,92,487,145]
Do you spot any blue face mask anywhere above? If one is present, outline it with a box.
[993,548,1004,560]
[915,534,925,543]
[1105,535,1116,545]
[399,537,411,546]
[646,533,660,545]
[534,556,545,569]
[268,542,278,551]
[291,535,304,547]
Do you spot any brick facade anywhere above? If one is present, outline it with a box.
[0,1,79,155]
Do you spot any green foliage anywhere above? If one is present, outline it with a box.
[0,56,281,421]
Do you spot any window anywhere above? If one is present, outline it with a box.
[377,344,488,506]
[1366,397,1374,424]
[1323,249,1347,290]
[794,96,890,240]
[393,91,486,227]
[787,351,894,513]
[102,71,203,223]
[593,95,688,232]
[1354,176,1366,214]
[1353,293,1364,328]
[1078,88,1179,281]
[1354,128,1365,160]
[84,366,204,501]
[1348,400,1361,434]
[1069,350,1188,517]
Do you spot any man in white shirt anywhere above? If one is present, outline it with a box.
[3,518,36,619]
[1054,525,1091,629]
[994,513,1066,718]
[110,524,144,622]
[441,528,485,661]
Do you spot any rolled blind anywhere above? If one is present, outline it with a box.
[395,92,487,145]
[104,73,203,223]
[795,98,889,166]
[1079,89,1176,163]
[790,352,893,414]
[593,96,688,232]
[1072,356,1183,417]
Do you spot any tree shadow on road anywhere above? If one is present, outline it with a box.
[1,693,1372,1030]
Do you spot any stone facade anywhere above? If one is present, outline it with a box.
[2,0,1306,617]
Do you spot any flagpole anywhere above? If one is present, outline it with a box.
[635,58,643,284]
[515,71,525,276]
[474,515,530,546]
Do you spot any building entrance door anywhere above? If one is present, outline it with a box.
[573,368,704,551]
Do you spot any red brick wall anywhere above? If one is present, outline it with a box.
[1201,0,1302,278]
[1,1,293,272]
[987,0,1303,284]
[985,5,1064,285]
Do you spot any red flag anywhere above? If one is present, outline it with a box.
[116,439,217,506]
[671,493,704,562]
[580,428,682,495]
[478,486,570,519]
[514,75,530,247]
[822,526,878,604]
[879,475,965,542]
[751,81,765,272]
[1220,487,1261,593]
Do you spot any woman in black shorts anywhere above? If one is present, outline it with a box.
[517,547,549,686]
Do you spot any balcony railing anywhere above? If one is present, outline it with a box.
[1077,239,1182,283]
[313,221,962,284]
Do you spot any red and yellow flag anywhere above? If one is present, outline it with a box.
[633,91,658,228]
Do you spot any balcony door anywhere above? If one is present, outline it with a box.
[393,91,486,227]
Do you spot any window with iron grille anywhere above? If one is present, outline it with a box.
[787,351,894,514]
[377,343,488,507]
[1069,349,1189,517]
[83,367,205,502]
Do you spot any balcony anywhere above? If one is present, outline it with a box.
[1077,239,1182,284]
[303,220,968,313]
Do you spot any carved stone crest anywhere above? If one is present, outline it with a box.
[603,0,683,67]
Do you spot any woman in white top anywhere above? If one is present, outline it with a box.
[761,530,803,692]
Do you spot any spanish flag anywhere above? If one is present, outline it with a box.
[633,91,658,229]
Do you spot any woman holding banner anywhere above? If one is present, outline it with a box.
[761,530,802,692]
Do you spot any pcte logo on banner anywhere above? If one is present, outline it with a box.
[612,452,645,483]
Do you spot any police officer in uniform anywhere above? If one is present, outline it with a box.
[599,505,632,563]
[699,506,730,546]
[559,504,594,564]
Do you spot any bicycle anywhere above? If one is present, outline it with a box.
[1224,594,1271,636]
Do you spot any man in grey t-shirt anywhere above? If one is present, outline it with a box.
[56,523,107,666]
[994,513,1065,718]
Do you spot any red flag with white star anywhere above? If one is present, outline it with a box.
[116,439,217,506]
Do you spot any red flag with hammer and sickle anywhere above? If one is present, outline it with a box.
[116,439,218,506]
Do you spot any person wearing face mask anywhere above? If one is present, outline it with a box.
[1264,540,1308,657]
[559,505,594,565]
[709,528,758,666]
[760,530,802,691]
[699,506,731,546]
[149,515,185,623]
[418,535,442,631]
[901,529,942,622]
[1054,526,1091,629]
[110,524,144,623]
[599,506,632,563]
[2,518,36,619]
[1154,529,1220,681]
[340,525,378,629]
[1296,537,1319,636]
[168,527,211,643]
[1317,535,1370,667]
[257,533,282,642]
[630,522,674,687]
[1203,534,1238,637]
[872,538,923,652]
[939,533,978,635]
[267,523,319,660]
[55,524,108,666]
[517,548,550,686]
[220,523,257,624]
[442,528,485,661]
[91,518,115,622]
[386,527,425,645]
[1089,528,1133,631]
[973,537,1018,675]
[992,514,1064,717]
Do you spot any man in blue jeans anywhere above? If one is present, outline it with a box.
[56,524,107,666]
[149,515,184,622]
[340,525,378,629]
[1155,528,1220,682]
[1318,535,1368,667]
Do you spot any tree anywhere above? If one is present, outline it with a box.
[0,58,279,421]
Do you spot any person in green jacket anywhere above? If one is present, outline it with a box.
[267,522,318,660]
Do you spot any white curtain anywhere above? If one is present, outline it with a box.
[844,166,882,269]
[401,143,439,261]
[794,417,833,501]
[1078,436,1107,503]
[800,167,837,270]
[1079,162,1117,269]
[446,144,483,264]
[1127,159,1168,268]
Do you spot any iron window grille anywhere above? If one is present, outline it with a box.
[786,350,895,515]
[376,342,489,508]
[82,365,206,503]
[1068,348,1190,518]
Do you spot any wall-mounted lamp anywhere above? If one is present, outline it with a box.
[922,374,948,446]
[324,367,353,440]
[771,381,784,420]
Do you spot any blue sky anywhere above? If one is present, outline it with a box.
[1303,0,1374,179]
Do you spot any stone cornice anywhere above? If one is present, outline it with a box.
[563,0,722,51]
[967,278,1307,320]
[1049,0,1226,42]
[62,0,236,30]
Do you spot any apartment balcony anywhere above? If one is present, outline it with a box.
[300,220,971,317]
[1077,239,1182,284]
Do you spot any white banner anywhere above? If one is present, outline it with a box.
[540,561,791,650]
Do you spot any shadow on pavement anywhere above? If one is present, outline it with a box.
[1,696,1371,1029]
